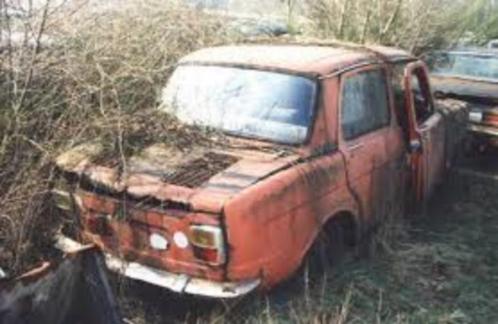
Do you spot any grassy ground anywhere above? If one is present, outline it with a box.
[117,159,498,324]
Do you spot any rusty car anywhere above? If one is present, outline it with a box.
[52,43,467,298]
[425,49,498,149]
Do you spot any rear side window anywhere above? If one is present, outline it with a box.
[341,69,390,140]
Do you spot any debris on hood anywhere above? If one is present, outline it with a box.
[56,142,105,172]
[55,109,228,177]
[54,108,295,186]
[53,108,300,212]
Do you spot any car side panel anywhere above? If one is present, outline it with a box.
[419,112,446,197]
[223,152,356,287]
[223,77,358,287]
[337,65,406,227]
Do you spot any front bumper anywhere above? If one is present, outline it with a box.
[54,234,260,298]
[468,124,498,137]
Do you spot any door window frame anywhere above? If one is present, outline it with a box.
[403,63,436,129]
[338,65,393,144]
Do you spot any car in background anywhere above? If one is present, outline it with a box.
[488,39,498,49]
[425,49,498,149]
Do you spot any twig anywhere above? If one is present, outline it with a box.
[360,6,372,44]
[337,0,350,38]
[379,0,403,42]
[14,0,51,112]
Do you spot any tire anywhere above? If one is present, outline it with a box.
[305,217,356,275]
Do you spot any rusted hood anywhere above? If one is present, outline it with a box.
[431,76,498,106]
[55,142,301,214]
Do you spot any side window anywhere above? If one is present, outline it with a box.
[391,63,407,115]
[410,69,434,123]
[390,62,410,143]
[341,69,390,140]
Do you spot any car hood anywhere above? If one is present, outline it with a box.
[431,76,498,106]
[55,142,301,214]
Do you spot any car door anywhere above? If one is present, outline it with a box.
[338,66,392,224]
[403,62,445,203]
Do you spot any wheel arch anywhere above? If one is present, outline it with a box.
[321,210,360,246]
[303,209,361,261]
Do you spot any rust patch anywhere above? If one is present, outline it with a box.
[161,152,239,188]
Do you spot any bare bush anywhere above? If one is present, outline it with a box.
[0,0,234,274]
[304,0,485,53]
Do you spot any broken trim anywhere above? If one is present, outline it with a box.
[55,235,260,298]
[106,255,260,298]
[468,124,498,136]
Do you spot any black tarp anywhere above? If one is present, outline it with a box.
[0,249,122,324]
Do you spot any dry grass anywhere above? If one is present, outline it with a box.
[113,170,498,323]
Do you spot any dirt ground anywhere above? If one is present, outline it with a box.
[113,153,498,324]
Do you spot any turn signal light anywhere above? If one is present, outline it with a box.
[484,113,498,127]
[86,214,111,236]
[193,246,220,264]
[52,189,73,211]
[190,225,225,265]
[190,226,217,247]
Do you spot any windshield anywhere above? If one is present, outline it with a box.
[161,65,317,144]
[427,52,498,81]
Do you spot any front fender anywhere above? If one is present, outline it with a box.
[223,152,359,287]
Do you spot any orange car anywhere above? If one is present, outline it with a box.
[53,43,466,298]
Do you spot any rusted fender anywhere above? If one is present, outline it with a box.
[0,248,122,324]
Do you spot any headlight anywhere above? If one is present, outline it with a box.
[469,110,483,123]
[149,233,169,251]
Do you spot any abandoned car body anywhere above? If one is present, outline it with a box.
[426,50,498,147]
[53,44,467,298]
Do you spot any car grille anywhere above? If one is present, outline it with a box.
[161,152,239,188]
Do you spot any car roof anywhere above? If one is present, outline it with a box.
[431,48,498,56]
[179,43,414,77]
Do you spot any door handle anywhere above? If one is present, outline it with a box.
[410,139,422,153]
[348,143,364,151]
[418,124,430,132]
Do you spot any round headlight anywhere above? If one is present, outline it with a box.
[173,231,189,249]
[149,233,169,250]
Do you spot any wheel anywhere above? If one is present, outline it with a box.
[305,216,357,275]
